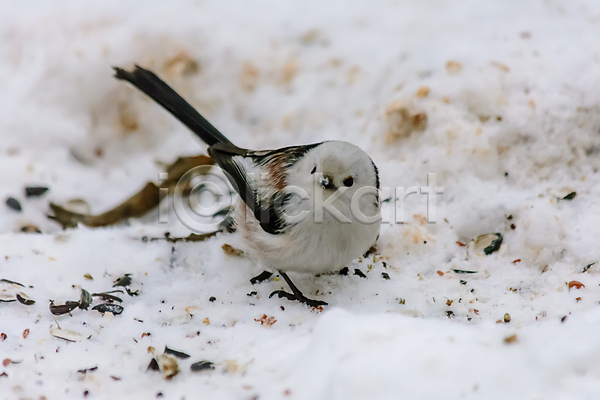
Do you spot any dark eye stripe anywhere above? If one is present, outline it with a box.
[343,176,354,187]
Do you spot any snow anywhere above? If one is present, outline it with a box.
[2,1,600,399]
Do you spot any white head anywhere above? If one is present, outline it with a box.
[284,141,380,224]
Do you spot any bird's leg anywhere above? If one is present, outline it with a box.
[270,271,328,307]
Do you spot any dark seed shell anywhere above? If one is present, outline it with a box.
[190,361,214,372]
[79,289,92,310]
[483,233,503,255]
[338,267,349,276]
[16,292,35,306]
[147,358,160,371]
[25,187,49,197]
[113,274,132,287]
[452,269,478,274]
[92,303,124,315]
[125,288,139,296]
[472,233,503,256]
[354,269,367,278]
[381,272,390,280]
[91,292,123,303]
[5,197,21,212]
[164,346,190,359]
[49,301,80,315]
[77,366,98,374]
[562,192,576,200]
[21,225,41,234]
[0,279,25,287]
[250,271,273,285]
[0,299,16,303]
[582,263,595,273]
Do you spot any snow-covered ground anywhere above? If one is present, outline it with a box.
[2,1,600,399]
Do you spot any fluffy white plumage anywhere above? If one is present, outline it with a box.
[235,141,381,274]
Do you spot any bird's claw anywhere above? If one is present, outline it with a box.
[269,290,328,307]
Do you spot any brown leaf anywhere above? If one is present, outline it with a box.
[49,155,213,229]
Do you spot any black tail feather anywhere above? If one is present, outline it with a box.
[113,65,231,147]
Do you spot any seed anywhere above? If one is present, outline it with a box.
[25,187,49,197]
[5,197,21,212]
[191,361,215,372]
[16,292,35,306]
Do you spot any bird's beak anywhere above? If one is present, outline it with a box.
[320,175,334,190]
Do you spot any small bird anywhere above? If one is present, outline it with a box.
[114,66,381,307]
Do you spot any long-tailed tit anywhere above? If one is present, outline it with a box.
[114,66,381,307]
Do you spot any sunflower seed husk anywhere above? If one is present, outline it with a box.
[471,233,503,256]
[49,301,80,315]
[250,271,273,285]
[113,274,132,287]
[190,361,215,372]
[16,292,35,306]
[0,279,25,287]
[354,269,367,278]
[452,269,478,274]
[156,354,179,380]
[25,187,49,197]
[92,303,124,315]
[5,197,21,212]
[91,292,123,303]
[147,358,159,371]
[78,289,92,310]
[50,327,82,342]
[164,346,190,359]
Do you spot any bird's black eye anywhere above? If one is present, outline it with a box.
[311,166,316,174]
[343,176,354,187]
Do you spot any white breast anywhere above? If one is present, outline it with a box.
[234,192,381,274]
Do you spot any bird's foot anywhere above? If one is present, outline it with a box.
[269,290,328,307]
[250,271,273,285]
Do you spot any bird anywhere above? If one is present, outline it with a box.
[113,65,381,307]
